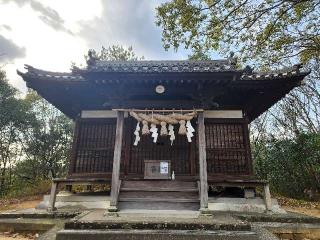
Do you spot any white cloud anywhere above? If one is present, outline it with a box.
[0,0,189,93]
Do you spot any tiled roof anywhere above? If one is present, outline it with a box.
[240,64,309,80]
[79,60,238,73]
[17,62,309,82]
[17,65,85,82]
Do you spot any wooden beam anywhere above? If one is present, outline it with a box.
[197,112,209,210]
[108,111,125,212]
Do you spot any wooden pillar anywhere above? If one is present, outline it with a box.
[69,119,80,175]
[197,112,208,210]
[108,111,124,212]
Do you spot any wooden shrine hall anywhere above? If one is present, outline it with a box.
[18,59,309,212]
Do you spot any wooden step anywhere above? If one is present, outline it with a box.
[118,180,200,211]
[119,198,199,203]
[121,180,197,189]
[120,187,198,192]
[119,191,198,199]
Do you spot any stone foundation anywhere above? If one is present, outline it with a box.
[208,197,286,214]
[37,192,110,210]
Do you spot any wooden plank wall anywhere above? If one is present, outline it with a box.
[205,119,252,176]
[68,117,252,179]
[129,119,193,176]
[69,119,116,176]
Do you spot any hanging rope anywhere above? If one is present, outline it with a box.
[129,110,197,146]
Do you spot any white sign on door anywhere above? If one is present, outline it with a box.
[160,161,169,174]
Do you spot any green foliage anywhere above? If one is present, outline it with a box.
[0,70,36,195]
[0,68,73,197]
[156,0,320,65]
[188,48,211,60]
[254,133,320,198]
[4,178,51,199]
[85,45,144,62]
[21,91,73,179]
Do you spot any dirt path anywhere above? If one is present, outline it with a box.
[0,197,41,212]
[282,206,320,218]
[277,196,320,218]
[0,232,37,240]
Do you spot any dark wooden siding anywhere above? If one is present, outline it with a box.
[69,119,116,177]
[68,117,252,179]
[128,119,193,176]
[205,119,252,177]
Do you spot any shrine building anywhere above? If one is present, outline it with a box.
[18,58,309,212]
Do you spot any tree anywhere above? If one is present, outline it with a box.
[0,69,35,194]
[156,0,320,65]
[17,91,73,180]
[254,133,320,198]
[84,45,143,66]
[0,67,73,197]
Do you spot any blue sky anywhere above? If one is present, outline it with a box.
[0,0,194,93]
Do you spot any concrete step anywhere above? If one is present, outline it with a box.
[118,201,200,210]
[56,229,258,240]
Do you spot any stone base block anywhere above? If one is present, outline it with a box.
[208,197,286,214]
[36,192,110,210]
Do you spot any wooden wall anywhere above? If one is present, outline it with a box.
[69,118,116,178]
[205,119,252,179]
[68,117,252,179]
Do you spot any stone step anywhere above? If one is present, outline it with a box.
[56,229,258,240]
[118,201,200,210]
[65,213,251,231]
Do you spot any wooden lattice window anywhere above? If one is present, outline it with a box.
[69,119,116,175]
[205,119,252,176]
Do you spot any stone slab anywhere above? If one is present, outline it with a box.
[37,193,111,210]
[56,229,258,240]
[118,209,200,219]
[0,208,79,219]
[208,197,286,214]
[65,210,251,231]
